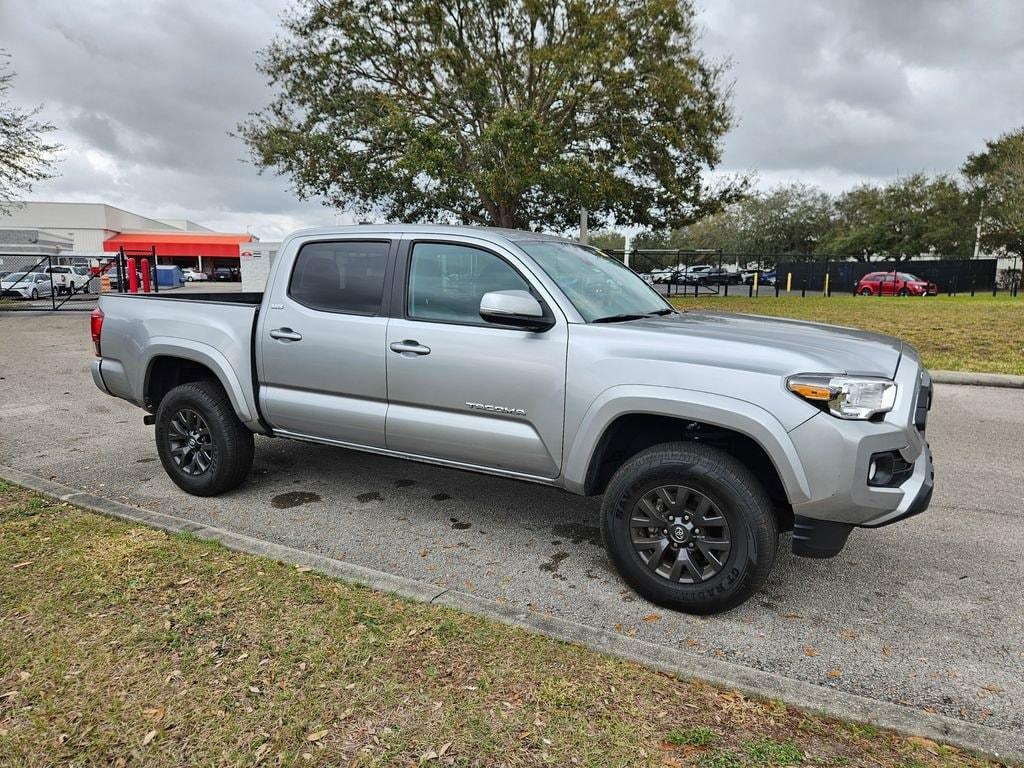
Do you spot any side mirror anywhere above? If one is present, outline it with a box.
[479,290,554,331]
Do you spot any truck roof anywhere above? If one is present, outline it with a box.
[284,223,577,246]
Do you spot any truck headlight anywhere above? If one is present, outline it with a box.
[787,374,897,420]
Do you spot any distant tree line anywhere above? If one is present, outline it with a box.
[592,127,1024,262]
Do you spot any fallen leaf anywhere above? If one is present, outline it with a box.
[783,612,802,619]
[295,565,312,573]
[840,629,858,639]
[907,735,939,754]
[249,686,260,694]
[881,645,893,658]
[12,561,34,570]
[254,743,273,762]
[981,683,1004,694]
[142,730,158,746]
[827,668,842,678]
[642,613,661,622]
[306,729,328,742]
[803,646,819,657]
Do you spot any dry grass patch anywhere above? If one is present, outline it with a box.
[669,295,1024,375]
[0,482,1008,767]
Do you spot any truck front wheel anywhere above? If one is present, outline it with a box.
[601,442,778,614]
[155,380,254,496]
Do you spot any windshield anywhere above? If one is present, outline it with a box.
[3,272,29,281]
[898,273,922,282]
[518,241,672,322]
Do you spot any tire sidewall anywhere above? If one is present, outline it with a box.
[602,446,776,614]
[155,384,229,495]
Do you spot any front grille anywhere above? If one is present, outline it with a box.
[2,289,24,297]
[914,370,933,433]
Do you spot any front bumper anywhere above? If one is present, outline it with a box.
[787,353,935,556]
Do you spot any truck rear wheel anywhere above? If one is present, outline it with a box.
[155,380,254,496]
[601,442,778,614]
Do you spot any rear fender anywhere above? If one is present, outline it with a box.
[141,339,257,427]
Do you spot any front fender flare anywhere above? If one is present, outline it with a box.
[562,384,811,503]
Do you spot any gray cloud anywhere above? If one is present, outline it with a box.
[1,0,1021,238]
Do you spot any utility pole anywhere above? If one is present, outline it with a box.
[623,233,632,267]
[973,201,983,260]
[579,208,589,245]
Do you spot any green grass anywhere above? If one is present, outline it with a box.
[670,295,1024,375]
[0,484,1007,767]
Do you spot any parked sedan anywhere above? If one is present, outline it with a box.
[182,267,209,282]
[856,271,937,296]
[0,271,54,300]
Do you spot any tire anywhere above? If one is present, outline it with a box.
[898,288,908,297]
[860,287,872,296]
[601,442,778,614]
[30,288,38,300]
[186,276,193,282]
[155,380,254,496]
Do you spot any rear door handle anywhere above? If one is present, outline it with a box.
[389,340,431,356]
[269,327,302,342]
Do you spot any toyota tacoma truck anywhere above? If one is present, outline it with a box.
[90,225,934,613]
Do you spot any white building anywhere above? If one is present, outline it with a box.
[241,241,282,292]
[0,201,254,275]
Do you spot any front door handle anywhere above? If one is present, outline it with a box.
[269,327,303,342]
[389,339,431,356]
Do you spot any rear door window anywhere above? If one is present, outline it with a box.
[288,241,390,315]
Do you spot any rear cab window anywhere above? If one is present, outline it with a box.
[288,241,390,315]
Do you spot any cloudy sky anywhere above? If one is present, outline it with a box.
[1,0,1022,239]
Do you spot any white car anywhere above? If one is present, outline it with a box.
[182,268,209,282]
[1,271,54,300]
[42,265,92,295]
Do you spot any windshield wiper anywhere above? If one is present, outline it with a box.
[646,308,674,316]
[591,313,647,323]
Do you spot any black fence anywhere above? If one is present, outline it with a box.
[0,248,158,311]
[775,259,998,294]
[603,249,1020,298]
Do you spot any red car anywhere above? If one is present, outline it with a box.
[856,271,937,296]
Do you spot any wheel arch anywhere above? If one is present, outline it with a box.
[142,343,255,425]
[565,387,811,515]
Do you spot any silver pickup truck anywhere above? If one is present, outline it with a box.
[91,225,934,613]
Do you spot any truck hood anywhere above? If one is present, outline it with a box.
[610,310,904,378]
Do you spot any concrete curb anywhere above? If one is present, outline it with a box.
[931,370,1024,389]
[2,464,1021,764]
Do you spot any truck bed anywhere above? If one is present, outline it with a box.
[95,291,264,430]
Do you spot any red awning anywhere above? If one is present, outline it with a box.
[104,231,253,258]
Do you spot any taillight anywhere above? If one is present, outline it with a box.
[90,306,104,356]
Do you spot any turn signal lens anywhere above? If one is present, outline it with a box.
[787,374,897,420]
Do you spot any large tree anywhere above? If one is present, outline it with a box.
[821,174,975,260]
[239,0,745,230]
[963,127,1024,256]
[0,52,60,215]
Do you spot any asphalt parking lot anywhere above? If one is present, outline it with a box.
[1,311,1021,742]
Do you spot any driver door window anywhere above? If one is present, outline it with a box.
[407,242,531,325]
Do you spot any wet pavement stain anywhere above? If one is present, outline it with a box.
[449,517,471,530]
[394,479,417,488]
[540,551,570,574]
[265,454,295,468]
[550,523,602,547]
[271,491,321,509]
[355,491,382,503]
[432,492,451,501]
